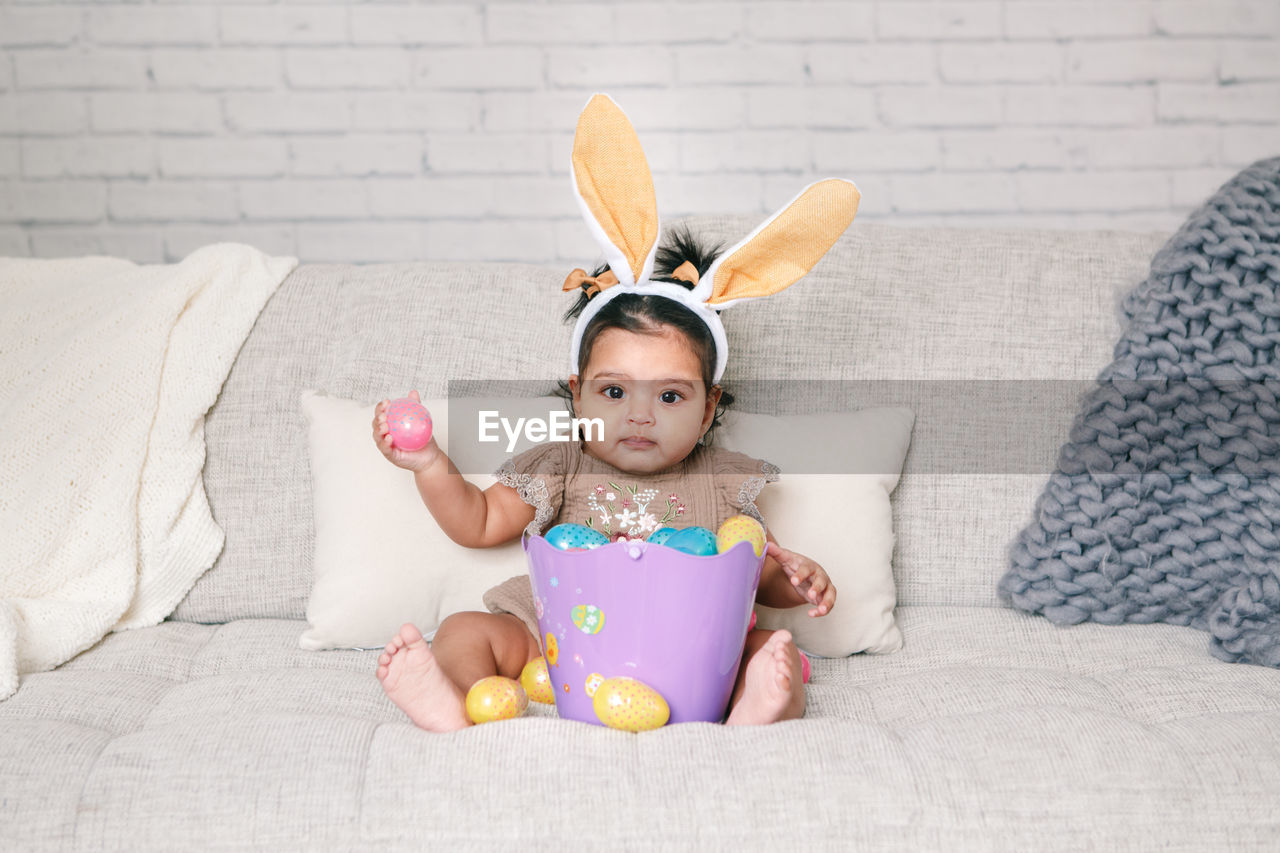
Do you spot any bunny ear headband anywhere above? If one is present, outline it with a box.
[564,93,862,383]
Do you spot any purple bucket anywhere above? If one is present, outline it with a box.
[523,534,764,726]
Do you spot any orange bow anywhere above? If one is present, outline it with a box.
[562,268,619,298]
[562,260,700,297]
[669,260,700,285]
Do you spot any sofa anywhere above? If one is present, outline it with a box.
[5,212,1280,852]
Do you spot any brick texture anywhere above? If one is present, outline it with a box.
[0,0,1277,262]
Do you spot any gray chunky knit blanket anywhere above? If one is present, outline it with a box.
[1000,157,1280,667]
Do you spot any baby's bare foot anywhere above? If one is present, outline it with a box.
[376,623,470,732]
[726,629,801,726]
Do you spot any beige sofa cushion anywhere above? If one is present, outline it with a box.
[182,220,1168,621]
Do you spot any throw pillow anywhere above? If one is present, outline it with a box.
[718,408,915,656]
[1000,156,1280,667]
[301,392,914,657]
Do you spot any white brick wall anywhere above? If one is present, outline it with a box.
[1,0,1278,264]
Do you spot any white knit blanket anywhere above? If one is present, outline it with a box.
[0,244,297,699]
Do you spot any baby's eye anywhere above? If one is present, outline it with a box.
[660,390,683,404]
[602,385,624,400]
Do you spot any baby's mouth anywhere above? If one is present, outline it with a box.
[620,435,656,449]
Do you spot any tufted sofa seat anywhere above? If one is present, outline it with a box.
[6,609,1279,849]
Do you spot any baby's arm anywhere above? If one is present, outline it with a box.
[373,393,535,548]
[755,530,836,617]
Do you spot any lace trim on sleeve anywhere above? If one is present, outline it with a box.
[737,460,781,526]
[494,460,555,537]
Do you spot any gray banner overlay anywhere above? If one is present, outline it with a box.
[439,378,1277,477]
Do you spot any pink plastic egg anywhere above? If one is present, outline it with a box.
[387,397,433,451]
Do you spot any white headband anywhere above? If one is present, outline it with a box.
[565,93,862,387]
[568,280,730,383]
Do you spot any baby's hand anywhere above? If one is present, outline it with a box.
[373,390,442,473]
[765,541,837,617]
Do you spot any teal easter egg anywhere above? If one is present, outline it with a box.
[663,526,719,556]
[544,523,608,551]
[646,527,677,545]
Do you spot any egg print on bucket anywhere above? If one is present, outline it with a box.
[544,633,559,666]
[571,604,605,635]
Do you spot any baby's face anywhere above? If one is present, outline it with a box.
[570,326,720,474]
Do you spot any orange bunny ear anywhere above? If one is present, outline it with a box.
[570,94,660,287]
[697,179,860,309]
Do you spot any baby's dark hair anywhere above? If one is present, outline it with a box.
[553,224,736,444]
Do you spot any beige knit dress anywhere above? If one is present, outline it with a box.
[482,439,781,641]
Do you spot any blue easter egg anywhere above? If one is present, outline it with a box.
[662,526,719,556]
[544,523,609,551]
[646,527,677,545]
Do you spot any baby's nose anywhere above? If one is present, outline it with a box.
[627,405,654,425]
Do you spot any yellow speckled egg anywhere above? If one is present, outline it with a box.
[592,677,670,732]
[716,514,766,557]
[520,657,555,705]
[465,676,528,724]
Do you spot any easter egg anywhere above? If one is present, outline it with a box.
[662,526,719,556]
[544,633,559,666]
[570,603,605,635]
[585,672,604,697]
[520,657,555,704]
[465,676,528,724]
[386,397,433,452]
[592,677,670,732]
[544,523,609,552]
[646,527,677,545]
[716,514,766,557]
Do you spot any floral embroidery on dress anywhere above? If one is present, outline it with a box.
[583,481,684,539]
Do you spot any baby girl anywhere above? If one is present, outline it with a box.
[372,94,859,732]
